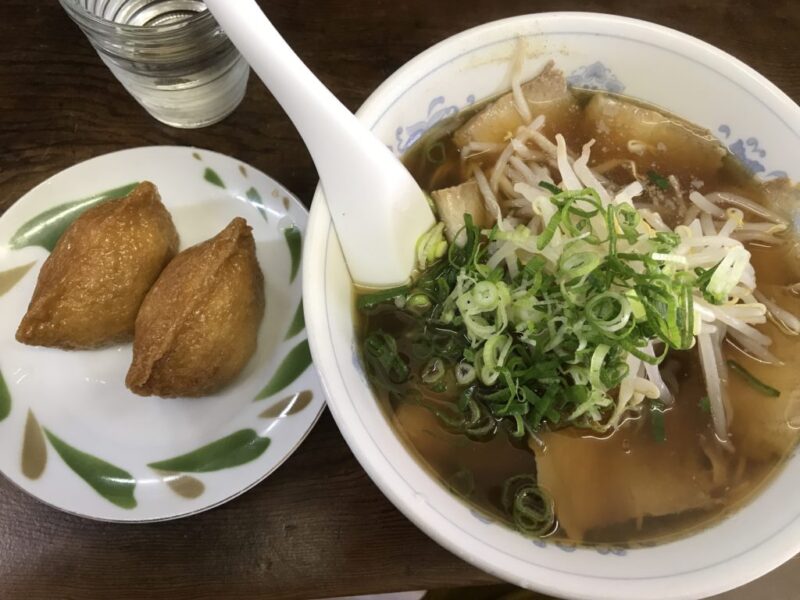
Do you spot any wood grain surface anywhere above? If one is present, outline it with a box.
[1,1,799,599]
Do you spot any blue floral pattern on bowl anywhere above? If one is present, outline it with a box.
[555,541,578,553]
[567,62,625,93]
[718,125,788,179]
[394,94,475,153]
[393,67,789,187]
[596,545,628,556]
[393,62,623,153]
[470,508,495,524]
[394,63,625,154]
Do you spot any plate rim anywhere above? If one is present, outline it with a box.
[0,144,326,523]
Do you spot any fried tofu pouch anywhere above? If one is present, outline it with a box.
[16,181,179,349]
[126,217,265,397]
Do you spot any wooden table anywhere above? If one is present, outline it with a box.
[1,1,799,598]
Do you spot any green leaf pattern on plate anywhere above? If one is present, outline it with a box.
[148,429,271,473]
[44,428,137,509]
[203,167,225,188]
[259,390,313,418]
[283,226,302,283]
[21,410,47,480]
[0,262,35,298]
[246,186,269,222]
[284,301,305,340]
[0,368,10,422]
[9,183,139,251]
[255,339,312,400]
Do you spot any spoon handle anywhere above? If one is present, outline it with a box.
[205,0,434,287]
[205,0,361,167]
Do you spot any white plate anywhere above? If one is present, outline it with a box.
[0,146,324,522]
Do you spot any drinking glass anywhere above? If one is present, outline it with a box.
[59,0,250,128]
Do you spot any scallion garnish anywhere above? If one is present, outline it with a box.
[650,401,666,443]
[358,183,712,435]
[425,140,446,165]
[501,474,555,537]
[358,123,780,451]
[647,170,670,190]
[357,285,409,311]
[538,180,561,194]
[362,330,409,392]
[727,360,780,397]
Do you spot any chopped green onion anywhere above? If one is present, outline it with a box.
[585,292,632,336]
[537,210,561,250]
[727,360,780,397]
[357,163,756,443]
[647,170,670,191]
[589,344,611,390]
[413,392,468,430]
[538,180,561,194]
[558,251,601,280]
[429,381,447,393]
[624,289,647,321]
[472,281,499,310]
[357,286,409,312]
[455,361,476,385]
[363,331,409,391]
[421,357,446,384]
[416,222,448,270]
[406,293,432,314]
[501,475,555,537]
[425,141,446,165]
[706,246,749,305]
[650,401,666,443]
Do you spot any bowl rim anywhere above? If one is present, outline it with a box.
[303,12,800,600]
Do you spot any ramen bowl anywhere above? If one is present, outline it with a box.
[303,13,800,600]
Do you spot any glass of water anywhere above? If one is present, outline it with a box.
[59,0,250,128]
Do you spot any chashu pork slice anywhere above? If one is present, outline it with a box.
[583,93,725,179]
[430,179,494,245]
[453,61,577,148]
[533,428,718,541]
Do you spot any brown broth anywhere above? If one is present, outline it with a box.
[357,88,800,546]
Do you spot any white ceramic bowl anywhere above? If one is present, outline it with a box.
[303,13,800,600]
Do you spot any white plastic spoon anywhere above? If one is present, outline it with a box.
[204,0,435,288]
